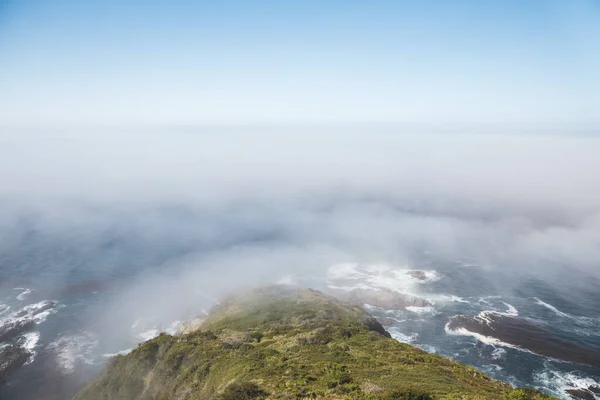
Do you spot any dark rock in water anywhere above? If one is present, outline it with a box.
[406,270,427,280]
[446,312,600,368]
[0,344,30,383]
[589,386,600,395]
[566,388,596,400]
[13,300,56,319]
[0,300,56,343]
[330,288,430,310]
[0,319,35,342]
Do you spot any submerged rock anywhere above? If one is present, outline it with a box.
[74,285,555,400]
[0,344,30,382]
[566,388,596,400]
[566,386,600,399]
[446,312,600,368]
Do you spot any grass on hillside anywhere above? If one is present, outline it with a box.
[74,286,556,400]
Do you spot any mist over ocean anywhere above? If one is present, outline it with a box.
[1,131,599,399]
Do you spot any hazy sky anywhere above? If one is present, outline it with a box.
[1,0,599,127]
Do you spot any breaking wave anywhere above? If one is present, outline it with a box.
[533,368,600,400]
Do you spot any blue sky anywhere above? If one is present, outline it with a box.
[1,0,599,127]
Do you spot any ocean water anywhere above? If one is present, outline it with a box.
[1,206,599,400]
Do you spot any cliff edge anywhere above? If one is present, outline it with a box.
[74,286,554,400]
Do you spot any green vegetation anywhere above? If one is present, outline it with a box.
[74,286,556,400]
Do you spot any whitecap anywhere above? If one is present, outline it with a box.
[421,270,440,282]
[0,300,57,330]
[327,262,431,295]
[424,294,473,305]
[19,331,40,365]
[327,263,365,280]
[533,297,568,317]
[417,344,437,353]
[15,288,33,301]
[444,295,471,304]
[491,347,506,360]
[362,303,384,312]
[502,302,518,316]
[533,298,598,328]
[444,321,534,355]
[131,318,186,342]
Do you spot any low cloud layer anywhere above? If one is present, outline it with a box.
[1,128,599,339]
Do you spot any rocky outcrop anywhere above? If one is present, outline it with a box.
[566,385,600,400]
[74,286,555,400]
[406,270,427,280]
[12,300,55,319]
[330,288,430,310]
[0,319,35,342]
[0,344,30,382]
[0,300,56,386]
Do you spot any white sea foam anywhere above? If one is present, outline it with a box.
[19,331,40,364]
[441,295,472,304]
[21,331,40,351]
[533,297,568,317]
[15,288,33,301]
[502,302,518,316]
[131,318,186,342]
[47,331,100,374]
[533,369,600,400]
[0,304,10,315]
[0,300,57,329]
[420,270,440,282]
[417,344,437,353]
[362,303,383,312]
[406,306,436,315]
[533,298,599,332]
[326,262,439,297]
[444,322,531,353]
[477,295,502,306]
[387,327,418,344]
[491,347,506,360]
[131,318,159,341]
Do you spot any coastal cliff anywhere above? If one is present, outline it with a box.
[74,286,555,399]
